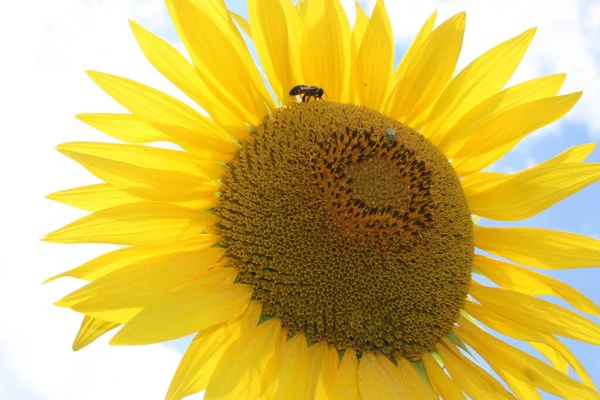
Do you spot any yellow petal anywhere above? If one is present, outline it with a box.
[529,342,568,373]
[87,71,235,148]
[394,357,438,399]
[469,283,600,345]
[57,142,222,202]
[230,11,251,38]
[47,184,143,212]
[166,0,272,125]
[468,162,600,220]
[56,247,226,308]
[461,142,597,197]
[455,316,600,400]
[465,304,561,369]
[110,279,252,345]
[530,341,596,389]
[385,11,437,129]
[166,301,262,400]
[461,172,507,197]
[300,0,350,102]
[330,348,360,400]
[72,268,237,324]
[438,73,565,157]
[318,343,341,399]
[501,373,542,400]
[473,254,600,317]
[474,225,600,270]
[465,301,597,390]
[279,0,305,86]
[387,13,466,126]
[77,112,238,154]
[424,27,536,144]
[357,352,402,399]
[299,341,340,399]
[355,0,393,111]
[452,92,582,177]
[261,333,309,400]
[77,305,140,325]
[46,183,214,212]
[72,316,119,351]
[349,0,369,104]
[387,11,436,93]
[248,0,295,103]
[46,235,217,283]
[351,0,368,49]
[76,113,170,144]
[422,352,466,400]
[205,318,282,400]
[540,143,598,166]
[59,141,223,175]
[129,21,245,135]
[44,203,216,245]
[437,338,515,400]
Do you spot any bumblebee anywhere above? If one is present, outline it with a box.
[289,85,327,102]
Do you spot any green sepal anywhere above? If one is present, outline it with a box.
[430,350,444,367]
[460,308,481,328]
[445,331,481,366]
[412,359,431,385]
[257,313,276,325]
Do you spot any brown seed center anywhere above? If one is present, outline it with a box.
[216,102,473,360]
[346,157,412,208]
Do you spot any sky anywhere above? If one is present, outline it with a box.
[1,0,599,399]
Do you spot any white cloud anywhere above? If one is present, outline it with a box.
[366,0,600,138]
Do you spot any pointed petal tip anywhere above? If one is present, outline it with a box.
[129,19,150,41]
[128,19,140,30]
[522,26,537,40]
[53,298,70,308]
[42,272,63,284]
[45,191,59,201]
[109,328,155,346]
[86,70,106,83]
[438,12,465,34]
[108,334,125,346]
[562,91,584,107]
[55,142,88,157]
[55,142,73,152]
[72,342,86,351]
[449,11,466,25]
[40,235,54,243]
[42,230,73,244]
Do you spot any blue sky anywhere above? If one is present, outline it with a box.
[2,0,600,399]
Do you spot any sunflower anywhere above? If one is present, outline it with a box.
[45,0,600,398]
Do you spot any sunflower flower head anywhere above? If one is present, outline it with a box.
[46,0,600,399]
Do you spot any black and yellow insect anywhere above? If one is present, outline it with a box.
[289,85,327,102]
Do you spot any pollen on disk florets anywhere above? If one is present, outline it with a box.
[216,102,473,360]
